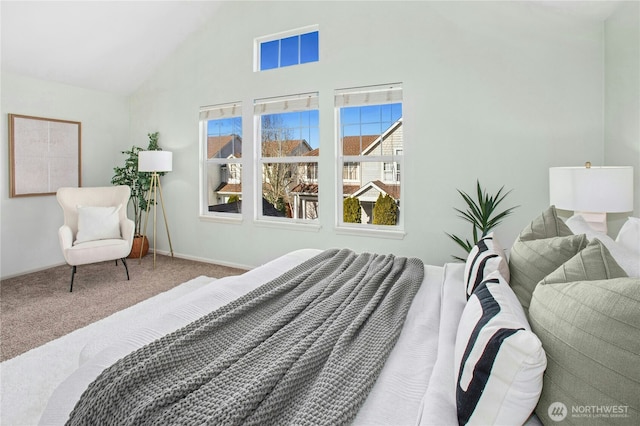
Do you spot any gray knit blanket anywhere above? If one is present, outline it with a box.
[66,248,425,426]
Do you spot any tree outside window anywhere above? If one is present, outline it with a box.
[255,93,319,221]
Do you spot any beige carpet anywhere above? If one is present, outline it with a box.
[0,254,246,361]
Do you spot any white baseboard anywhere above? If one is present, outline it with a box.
[150,249,253,271]
[2,252,253,281]
[1,262,68,281]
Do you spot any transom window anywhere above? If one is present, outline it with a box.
[336,84,403,228]
[256,26,319,71]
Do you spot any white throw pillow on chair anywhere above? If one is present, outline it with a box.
[75,205,122,245]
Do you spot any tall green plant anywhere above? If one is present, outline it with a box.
[373,194,398,225]
[447,180,519,261]
[343,197,362,223]
[111,132,162,235]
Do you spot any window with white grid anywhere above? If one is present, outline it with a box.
[255,26,319,72]
[254,92,319,223]
[336,84,403,229]
[199,102,243,218]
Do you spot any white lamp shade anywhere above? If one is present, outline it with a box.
[549,166,634,213]
[138,151,173,172]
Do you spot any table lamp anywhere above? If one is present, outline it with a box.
[549,162,634,234]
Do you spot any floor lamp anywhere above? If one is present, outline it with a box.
[138,150,174,267]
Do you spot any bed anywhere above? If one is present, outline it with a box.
[38,208,640,425]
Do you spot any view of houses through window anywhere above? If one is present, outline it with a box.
[337,84,403,227]
[256,93,319,221]
[200,84,403,229]
[201,103,243,215]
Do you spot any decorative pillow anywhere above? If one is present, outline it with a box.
[455,271,546,425]
[75,205,122,245]
[616,216,640,255]
[517,205,572,242]
[541,238,628,284]
[566,214,639,277]
[529,277,640,425]
[464,232,509,298]
[509,234,588,314]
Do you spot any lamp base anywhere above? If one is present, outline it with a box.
[575,211,607,234]
[139,172,174,268]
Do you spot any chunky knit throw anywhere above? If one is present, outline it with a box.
[66,249,425,426]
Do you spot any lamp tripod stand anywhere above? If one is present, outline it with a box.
[140,172,174,267]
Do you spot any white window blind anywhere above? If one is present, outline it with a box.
[199,102,241,120]
[334,83,402,107]
[254,92,319,115]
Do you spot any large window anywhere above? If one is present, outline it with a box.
[336,84,403,228]
[256,26,319,71]
[200,102,243,217]
[255,93,319,222]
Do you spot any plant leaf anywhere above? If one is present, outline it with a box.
[448,180,519,259]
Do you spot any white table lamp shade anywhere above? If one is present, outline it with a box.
[549,166,633,213]
[138,151,173,172]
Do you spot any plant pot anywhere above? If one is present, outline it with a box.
[128,235,149,259]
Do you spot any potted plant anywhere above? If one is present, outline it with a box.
[447,180,519,262]
[111,132,162,258]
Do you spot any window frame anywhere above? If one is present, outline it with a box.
[253,92,321,230]
[335,84,405,238]
[254,25,319,72]
[199,102,244,224]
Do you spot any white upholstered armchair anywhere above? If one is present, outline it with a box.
[56,186,135,292]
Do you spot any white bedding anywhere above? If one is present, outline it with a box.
[39,249,466,425]
[417,262,467,425]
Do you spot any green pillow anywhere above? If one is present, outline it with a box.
[541,238,628,284]
[518,205,572,241]
[529,277,640,424]
[509,234,588,313]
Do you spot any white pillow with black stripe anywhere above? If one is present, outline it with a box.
[455,271,546,425]
[464,232,509,298]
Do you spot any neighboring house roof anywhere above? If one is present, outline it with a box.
[208,200,241,213]
[261,198,286,217]
[285,181,400,200]
[290,183,318,195]
[208,198,285,217]
[208,134,242,159]
[299,119,403,158]
[343,184,361,196]
[362,118,403,156]
[351,180,401,200]
[215,182,242,194]
[342,135,378,155]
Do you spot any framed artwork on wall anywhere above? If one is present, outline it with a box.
[8,114,82,197]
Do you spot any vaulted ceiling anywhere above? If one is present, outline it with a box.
[1,1,623,96]
[1,1,221,95]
